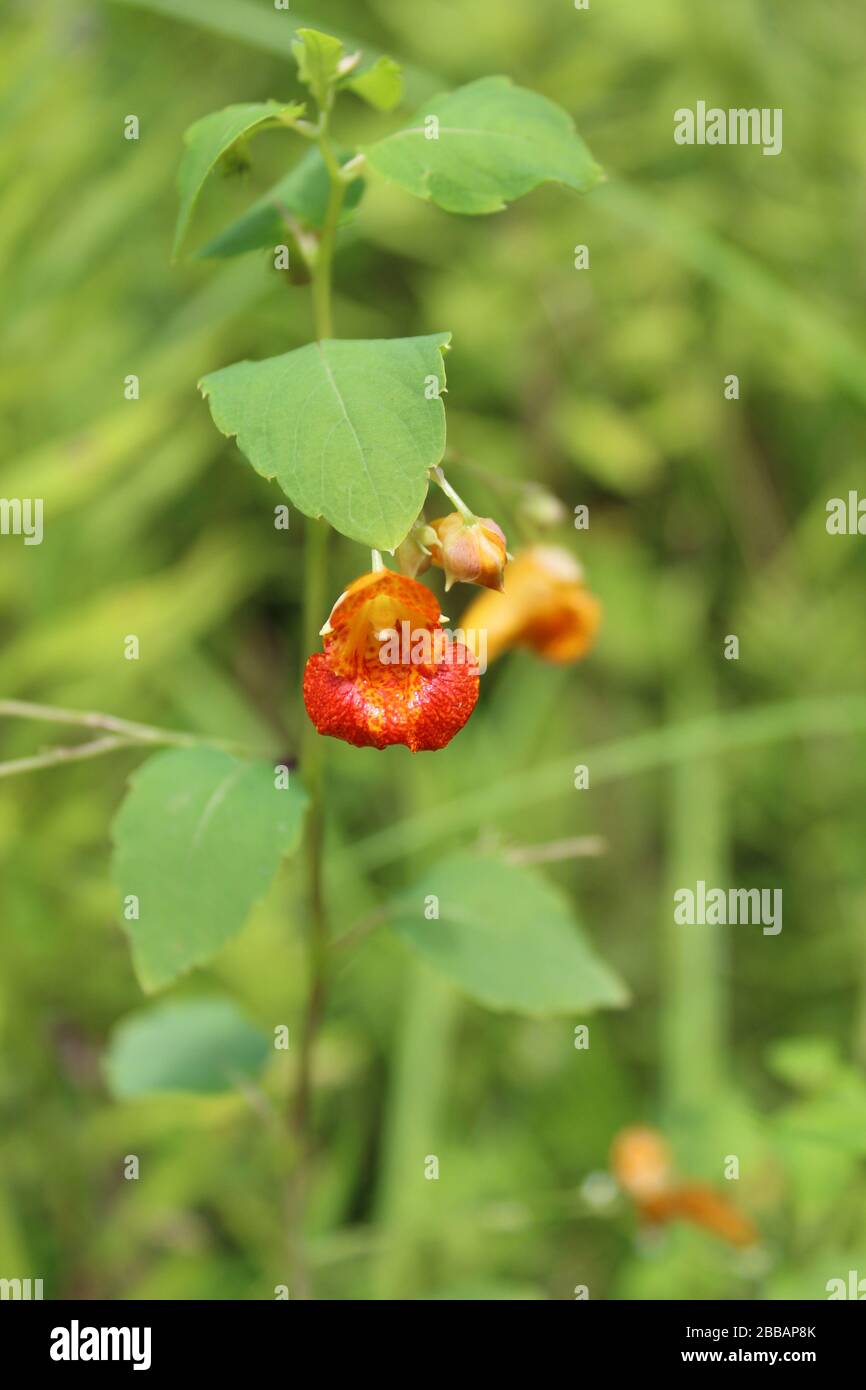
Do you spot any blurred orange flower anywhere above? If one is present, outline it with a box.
[611,1126,758,1248]
[303,570,479,752]
[460,545,601,664]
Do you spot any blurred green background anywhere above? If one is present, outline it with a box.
[2,0,866,1300]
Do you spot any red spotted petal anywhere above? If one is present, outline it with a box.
[304,643,478,751]
[303,570,479,752]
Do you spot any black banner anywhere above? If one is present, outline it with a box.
[0,1298,861,1374]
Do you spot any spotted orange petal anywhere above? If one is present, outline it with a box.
[303,570,479,752]
[461,546,600,664]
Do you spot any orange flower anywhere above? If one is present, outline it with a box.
[460,545,601,664]
[611,1126,672,1200]
[428,512,508,592]
[611,1126,758,1248]
[303,570,479,752]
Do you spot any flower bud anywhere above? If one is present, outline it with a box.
[395,520,437,579]
[519,485,568,531]
[428,512,508,592]
[611,1126,671,1200]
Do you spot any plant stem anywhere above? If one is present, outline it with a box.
[287,516,330,1300]
[287,114,345,1298]
[0,699,203,747]
[347,692,866,873]
[294,516,330,1149]
[310,132,346,341]
[661,658,727,1165]
[373,755,457,1298]
[0,736,137,780]
[431,465,475,521]
[0,699,259,779]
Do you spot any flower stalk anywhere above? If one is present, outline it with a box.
[288,84,345,1295]
[310,125,346,341]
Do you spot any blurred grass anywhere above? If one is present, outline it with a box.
[1,0,865,1299]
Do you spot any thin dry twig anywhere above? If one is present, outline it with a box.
[0,736,137,779]
[503,835,608,866]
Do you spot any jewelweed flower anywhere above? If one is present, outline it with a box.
[428,512,508,592]
[460,545,601,664]
[610,1125,671,1199]
[303,570,479,752]
[611,1126,757,1248]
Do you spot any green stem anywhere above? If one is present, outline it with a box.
[287,116,345,1298]
[294,515,330,1147]
[661,655,727,1165]
[287,518,329,1300]
[310,132,346,341]
[432,465,475,521]
[373,756,458,1298]
[347,693,866,873]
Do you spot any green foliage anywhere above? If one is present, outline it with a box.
[772,1040,866,1157]
[195,149,365,257]
[173,100,304,257]
[105,998,270,1096]
[5,0,866,1305]
[388,853,628,1015]
[344,56,403,112]
[767,1037,846,1093]
[291,28,344,110]
[200,334,451,549]
[111,748,308,991]
[365,76,601,214]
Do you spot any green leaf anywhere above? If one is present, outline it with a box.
[174,100,304,258]
[200,334,450,550]
[387,853,628,1016]
[344,56,403,112]
[365,75,601,215]
[195,148,364,258]
[292,27,343,109]
[105,998,269,1097]
[767,1037,845,1093]
[111,747,308,992]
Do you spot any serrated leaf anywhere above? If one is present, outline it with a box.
[105,998,269,1097]
[111,747,308,992]
[200,334,450,550]
[174,100,304,258]
[388,853,628,1016]
[365,75,601,215]
[195,148,364,258]
[292,28,343,108]
[345,56,403,112]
